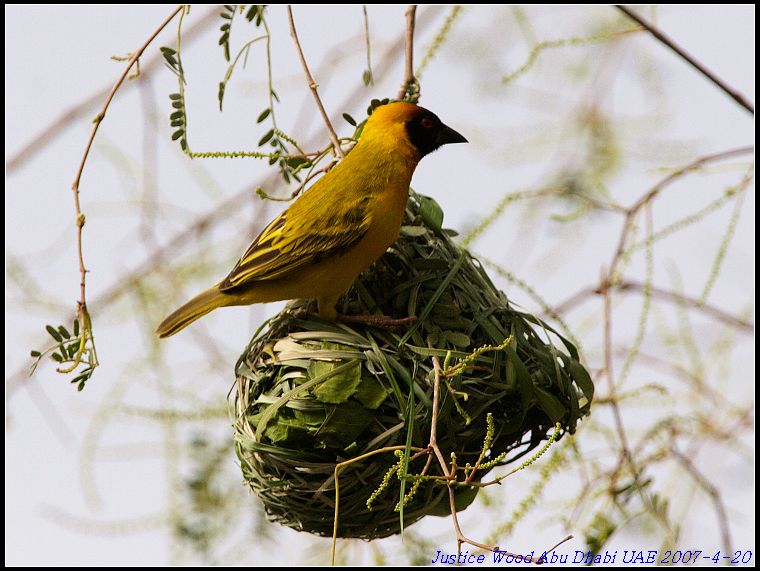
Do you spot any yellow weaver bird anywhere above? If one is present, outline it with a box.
[156,102,466,338]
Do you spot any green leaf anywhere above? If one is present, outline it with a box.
[170,110,183,120]
[285,156,309,169]
[77,381,86,392]
[342,113,356,126]
[172,129,185,141]
[46,325,62,342]
[313,401,374,449]
[51,352,63,363]
[418,195,444,232]
[399,225,427,237]
[292,408,328,427]
[354,376,390,409]
[30,350,41,358]
[58,326,71,340]
[257,108,271,123]
[443,331,471,348]
[218,82,226,110]
[310,359,362,404]
[169,93,182,101]
[264,412,309,444]
[509,346,534,409]
[172,100,183,109]
[73,319,80,336]
[534,387,566,423]
[258,129,274,146]
[362,69,373,86]
[567,358,594,403]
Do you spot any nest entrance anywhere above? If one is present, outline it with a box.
[233,193,593,539]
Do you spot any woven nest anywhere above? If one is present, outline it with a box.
[233,193,593,539]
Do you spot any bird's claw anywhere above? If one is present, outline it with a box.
[336,313,417,329]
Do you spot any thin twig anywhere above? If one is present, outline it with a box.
[362,5,373,85]
[67,4,183,368]
[286,5,344,158]
[537,535,574,563]
[554,280,753,333]
[670,447,732,557]
[615,5,754,115]
[396,5,419,101]
[628,146,754,214]
[431,356,500,554]
[618,281,753,333]
[602,271,635,476]
[429,356,452,475]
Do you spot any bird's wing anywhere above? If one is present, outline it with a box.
[219,195,372,290]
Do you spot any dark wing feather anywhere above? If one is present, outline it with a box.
[219,197,371,291]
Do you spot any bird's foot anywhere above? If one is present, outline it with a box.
[337,313,417,329]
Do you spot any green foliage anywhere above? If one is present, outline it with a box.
[163,5,314,186]
[218,5,236,62]
[31,315,98,391]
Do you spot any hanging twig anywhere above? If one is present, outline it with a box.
[396,5,419,101]
[286,5,344,158]
[615,5,754,115]
[66,5,184,375]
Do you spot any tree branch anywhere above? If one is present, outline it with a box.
[554,280,753,333]
[286,5,344,158]
[671,446,732,557]
[615,5,754,115]
[396,5,419,101]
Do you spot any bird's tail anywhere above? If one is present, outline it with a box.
[156,287,227,338]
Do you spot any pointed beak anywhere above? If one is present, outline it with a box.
[436,123,468,146]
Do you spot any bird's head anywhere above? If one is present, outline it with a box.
[361,102,467,159]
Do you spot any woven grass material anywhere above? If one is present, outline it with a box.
[233,192,594,539]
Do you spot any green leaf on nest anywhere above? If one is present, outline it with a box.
[354,376,390,409]
[310,358,362,404]
[314,401,374,449]
[418,195,444,232]
[534,387,567,422]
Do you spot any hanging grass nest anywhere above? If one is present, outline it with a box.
[233,192,594,539]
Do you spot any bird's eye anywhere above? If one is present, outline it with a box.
[420,117,433,129]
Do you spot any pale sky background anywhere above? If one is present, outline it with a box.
[6,5,755,566]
